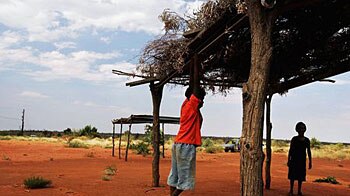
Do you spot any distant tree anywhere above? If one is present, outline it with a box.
[63,128,72,135]
[79,125,100,138]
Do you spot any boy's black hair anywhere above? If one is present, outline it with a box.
[295,122,306,132]
[185,87,193,99]
[198,87,206,100]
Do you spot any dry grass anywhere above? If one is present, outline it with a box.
[270,140,350,160]
[0,135,61,143]
[2,135,349,160]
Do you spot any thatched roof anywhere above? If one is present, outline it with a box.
[119,0,350,94]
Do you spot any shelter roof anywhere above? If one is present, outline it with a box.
[112,115,180,125]
[117,0,349,94]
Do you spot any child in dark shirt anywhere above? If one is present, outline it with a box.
[288,122,312,196]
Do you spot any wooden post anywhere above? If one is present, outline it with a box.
[162,123,165,158]
[21,109,25,136]
[150,82,164,187]
[241,1,274,195]
[125,123,132,162]
[265,94,273,189]
[119,123,123,159]
[112,123,115,157]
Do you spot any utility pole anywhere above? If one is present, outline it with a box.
[21,109,25,135]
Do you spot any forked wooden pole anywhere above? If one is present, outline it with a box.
[125,124,132,162]
[162,123,165,158]
[119,123,123,159]
[112,124,115,157]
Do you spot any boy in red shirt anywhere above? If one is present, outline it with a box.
[167,57,205,196]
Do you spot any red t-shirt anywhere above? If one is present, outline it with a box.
[174,94,202,146]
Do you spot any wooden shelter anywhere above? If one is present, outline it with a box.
[113,0,349,194]
[111,115,179,161]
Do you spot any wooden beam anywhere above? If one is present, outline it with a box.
[270,64,350,94]
[126,77,159,87]
[112,69,149,79]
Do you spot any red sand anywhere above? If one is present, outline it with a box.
[1,140,349,196]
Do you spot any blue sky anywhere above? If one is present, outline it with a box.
[0,0,349,143]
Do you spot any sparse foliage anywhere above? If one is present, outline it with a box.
[102,165,117,181]
[63,128,72,135]
[24,176,52,189]
[314,176,340,184]
[78,125,100,138]
[131,142,150,156]
[68,140,89,148]
[310,137,321,149]
[205,145,223,154]
[202,138,214,148]
[104,165,117,176]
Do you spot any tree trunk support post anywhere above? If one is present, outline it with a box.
[240,1,274,195]
[162,123,165,158]
[265,94,273,189]
[150,82,164,187]
[125,123,132,162]
[112,123,115,157]
[119,123,123,159]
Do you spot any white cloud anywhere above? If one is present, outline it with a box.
[0,31,25,49]
[100,36,111,44]
[54,42,77,50]
[0,45,134,82]
[73,100,134,113]
[0,0,205,42]
[20,91,49,98]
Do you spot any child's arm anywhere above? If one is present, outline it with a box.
[307,139,312,169]
[193,54,201,99]
[287,138,293,167]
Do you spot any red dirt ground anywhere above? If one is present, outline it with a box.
[1,140,349,196]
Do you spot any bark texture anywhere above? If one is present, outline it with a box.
[265,95,273,189]
[150,83,164,187]
[240,1,274,195]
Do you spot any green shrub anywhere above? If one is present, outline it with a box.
[202,138,214,148]
[63,128,72,135]
[310,137,321,149]
[104,165,117,176]
[142,125,164,145]
[68,140,89,148]
[132,142,150,156]
[102,165,117,181]
[205,145,223,154]
[314,176,340,184]
[24,176,52,189]
[78,125,100,138]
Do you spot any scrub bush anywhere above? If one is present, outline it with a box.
[24,176,51,189]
